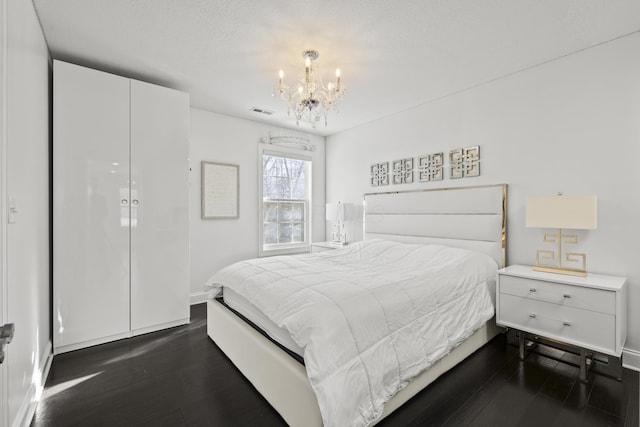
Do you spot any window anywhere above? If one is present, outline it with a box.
[260,148,312,255]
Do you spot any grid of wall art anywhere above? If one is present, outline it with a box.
[370,146,480,187]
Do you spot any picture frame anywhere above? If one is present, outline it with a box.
[370,162,389,186]
[417,153,444,182]
[463,146,480,177]
[201,161,239,219]
[392,158,414,184]
[449,149,464,179]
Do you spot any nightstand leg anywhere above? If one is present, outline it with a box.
[519,332,525,361]
[579,348,593,383]
[613,355,623,381]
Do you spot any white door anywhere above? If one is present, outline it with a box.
[130,80,190,332]
[53,61,131,351]
[0,0,8,422]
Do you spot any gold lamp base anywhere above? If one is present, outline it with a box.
[533,265,586,277]
[534,228,588,277]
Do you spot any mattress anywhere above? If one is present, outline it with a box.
[223,287,304,357]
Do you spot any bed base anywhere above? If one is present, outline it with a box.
[207,299,498,426]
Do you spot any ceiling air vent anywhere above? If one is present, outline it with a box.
[250,107,275,116]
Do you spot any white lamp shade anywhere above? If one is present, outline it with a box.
[325,202,344,222]
[526,194,597,230]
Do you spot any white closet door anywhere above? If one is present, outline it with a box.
[53,61,131,351]
[130,80,190,333]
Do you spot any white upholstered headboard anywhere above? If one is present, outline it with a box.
[363,184,507,268]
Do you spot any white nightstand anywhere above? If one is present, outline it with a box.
[497,265,627,381]
[310,241,346,253]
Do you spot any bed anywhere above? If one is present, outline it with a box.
[206,184,507,426]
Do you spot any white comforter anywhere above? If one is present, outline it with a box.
[206,239,497,427]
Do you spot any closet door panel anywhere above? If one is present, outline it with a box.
[53,61,131,350]
[130,80,190,332]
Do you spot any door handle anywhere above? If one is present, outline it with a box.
[0,323,14,365]
[0,323,14,343]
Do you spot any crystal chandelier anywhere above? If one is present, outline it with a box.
[274,50,345,127]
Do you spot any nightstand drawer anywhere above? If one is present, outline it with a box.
[499,294,616,354]
[499,275,615,315]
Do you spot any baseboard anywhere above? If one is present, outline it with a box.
[13,340,52,427]
[623,347,640,371]
[54,331,131,355]
[190,290,208,305]
[132,318,190,336]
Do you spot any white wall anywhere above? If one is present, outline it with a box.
[189,109,325,301]
[326,33,640,365]
[3,0,52,425]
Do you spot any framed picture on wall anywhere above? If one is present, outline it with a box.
[201,161,239,219]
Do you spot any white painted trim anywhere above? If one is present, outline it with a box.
[40,341,54,392]
[0,0,8,425]
[54,331,132,355]
[623,347,640,372]
[132,318,189,337]
[190,291,208,305]
[11,340,52,427]
[55,316,192,354]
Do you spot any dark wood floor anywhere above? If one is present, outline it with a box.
[32,304,638,426]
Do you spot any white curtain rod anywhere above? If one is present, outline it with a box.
[260,134,316,152]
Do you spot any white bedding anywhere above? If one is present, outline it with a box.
[206,239,497,427]
[223,287,304,357]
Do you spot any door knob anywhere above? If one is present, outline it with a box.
[0,323,14,343]
[0,323,14,365]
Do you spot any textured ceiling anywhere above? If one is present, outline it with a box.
[33,0,640,136]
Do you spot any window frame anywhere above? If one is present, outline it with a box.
[258,144,313,257]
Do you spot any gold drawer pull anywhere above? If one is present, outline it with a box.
[529,314,536,319]
[563,294,571,299]
[529,288,537,293]
[563,321,571,327]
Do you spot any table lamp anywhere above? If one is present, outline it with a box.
[525,193,597,277]
[326,202,346,244]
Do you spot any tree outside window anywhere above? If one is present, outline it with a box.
[262,154,310,249]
